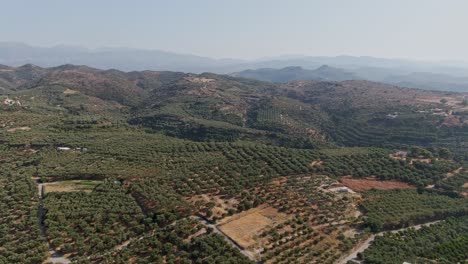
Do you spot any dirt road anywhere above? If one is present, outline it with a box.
[194,216,259,262]
[338,221,440,264]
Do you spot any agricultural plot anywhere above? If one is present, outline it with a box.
[341,177,414,192]
[80,218,254,264]
[209,175,363,264]
[43,180,101,193]
[43,180,149,259]
[218,206,289,250]
[360,216,468,264]
[361,189,468,231]
[315,148,459,188]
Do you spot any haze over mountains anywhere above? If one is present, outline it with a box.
[2,42,468,92]
[233,66,468,93]
[232,66,359,83]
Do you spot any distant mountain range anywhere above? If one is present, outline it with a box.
[232,65,358,82]
[234,66,468,92]
[1,42,468,92]
[0,42,243,73]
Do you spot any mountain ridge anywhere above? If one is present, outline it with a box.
[2,42,468,92]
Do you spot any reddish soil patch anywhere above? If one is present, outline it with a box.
[341,177,414,192]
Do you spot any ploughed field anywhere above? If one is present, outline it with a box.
[341,177,414,191]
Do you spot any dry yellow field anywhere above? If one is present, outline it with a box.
[43,180,101,193]
[217,205,288,249]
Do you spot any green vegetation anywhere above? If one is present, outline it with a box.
[360,217,468,264]
[80,218,253,264]
[0,148,48,264]
[361,189,468,231]
[44,180,149,258]
[315,148,458,187]
[0,65,466,263]
[255,175,362,263]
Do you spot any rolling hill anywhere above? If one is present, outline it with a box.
[1,64,467,151]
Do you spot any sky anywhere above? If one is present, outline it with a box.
[1,0,468,61]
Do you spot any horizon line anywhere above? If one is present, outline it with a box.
[1,41,467,65]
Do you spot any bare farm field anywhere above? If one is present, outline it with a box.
[341,177,414,192]
[217,205,289,249]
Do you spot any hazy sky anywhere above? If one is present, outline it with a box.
[1,0,468,61]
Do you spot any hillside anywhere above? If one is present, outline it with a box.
[1,64,467,149]
[0,64,467,263]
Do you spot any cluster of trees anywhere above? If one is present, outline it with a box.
[247,175,360,263]
[360,217,468,264]
[329,116,438,147]
[184,99,244,126]
[361,189,468,231]
[0,148,48,264]
[43,180,151,258]
[80,218,253,264]
[437,170,468,191]
[315,148,459,188]
[129,114,242,142]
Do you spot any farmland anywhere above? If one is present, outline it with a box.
[360,216,468,263]
[361,189,468,231]
[341,177,414,191]
[0,65,466,263]
[217,206,289,250]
